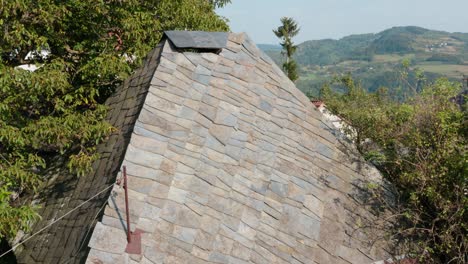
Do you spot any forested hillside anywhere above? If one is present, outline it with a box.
[262,26,468,96]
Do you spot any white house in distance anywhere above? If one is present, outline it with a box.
[311,99,347,130]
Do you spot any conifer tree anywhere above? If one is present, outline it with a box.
[273,17,300,82]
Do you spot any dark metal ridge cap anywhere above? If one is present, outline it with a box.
[163,30,228,50]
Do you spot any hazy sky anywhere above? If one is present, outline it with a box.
[217,0,468,44]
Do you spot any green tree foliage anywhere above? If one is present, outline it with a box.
[209,0,232,8]
[322,76,467,263]
[283,60,299,83]
[273,17,300,82]
[0,0,229,240]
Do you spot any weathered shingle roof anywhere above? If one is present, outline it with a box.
[15,31,392,264]
[15,42,165,264]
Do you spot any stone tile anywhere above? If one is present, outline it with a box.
[237,221,256,241]
[194,231,215,251]
[133,124,170,143]
[137,218,158,233]
[231,241,251,260]
[200,214,221,235]
[270,181,287,198]
[125,144,165,170]
[201,53,219,63]
[228,33,246,44]
[149,181,170,199]
[304,195,324,219]
[213,234,234,255]
[287,182,306,203]
[337,245,374,264]
[172,225,198,244]
[88,223,127,254]
[140,203,161,220]
[167,186,188,204]
[208,252,229,263]
[214,109,238,127]
[194,74,211,85]
[126,177,155,195]
[191,246,211,261]
[280,205,321,240]
[143,245,167,263]
[241,207,261,229]
[86,249,126,264]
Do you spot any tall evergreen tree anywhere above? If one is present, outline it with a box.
[0,0,229,240]
[273,17,300,82]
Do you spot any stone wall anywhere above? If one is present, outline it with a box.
[86,33,391,264]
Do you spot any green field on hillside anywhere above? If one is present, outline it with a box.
[373,54,415,62]
[418,63,468,78]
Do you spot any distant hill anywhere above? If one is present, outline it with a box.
[261,26,468,96]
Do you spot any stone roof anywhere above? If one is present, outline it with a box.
[15,31,392,264]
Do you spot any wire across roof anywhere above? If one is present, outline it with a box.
[164,31,228,50]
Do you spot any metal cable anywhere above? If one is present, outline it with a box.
[0,183,115,259]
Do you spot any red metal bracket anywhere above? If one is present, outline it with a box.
[122,165,143,254]
[125,228,143,254]
[123,166,131,243]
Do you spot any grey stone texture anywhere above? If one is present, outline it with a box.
[86,32,392,264]
[15,31,391,264]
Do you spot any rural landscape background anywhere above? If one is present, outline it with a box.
[0,0,466,263]
[261,26,468,97]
